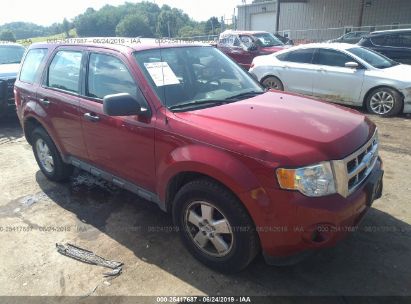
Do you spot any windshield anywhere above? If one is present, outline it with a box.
[348,47,398,69]
[0,46,25,65]
[253,33,284,47]
[133,46,264,111]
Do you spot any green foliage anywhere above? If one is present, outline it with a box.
[2,1,223,40]
[116,14,153,37]
[0,29,16,42]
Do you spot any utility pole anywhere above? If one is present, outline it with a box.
[358,0,365,28]
[275,0,281,33]
[167,21,171,38]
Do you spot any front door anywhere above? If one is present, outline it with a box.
[312,48,365,105]
[78,50,156,191]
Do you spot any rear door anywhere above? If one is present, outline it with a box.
[36,47,88,159]
[276,48,317,96]
[311,48,365,105]
[78,49,156,191]
[15,48,48,120]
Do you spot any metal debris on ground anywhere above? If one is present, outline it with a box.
[56,243,123,277]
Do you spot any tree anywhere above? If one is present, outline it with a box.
[62,18,70,38]
[0,30,16,42]
[157,9,177,37]
[116,14,153,37]
[205,17,221,35]
[178,25,202,38]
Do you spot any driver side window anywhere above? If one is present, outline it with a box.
[87,53,137,99]
[314,49,355,67]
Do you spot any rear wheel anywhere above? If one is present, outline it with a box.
[32,127,73,182]
[366,87,403,117]
[262,76,284,91]
[173,179,259,273]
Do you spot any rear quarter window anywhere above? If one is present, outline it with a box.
[19,49,48,84]
[47,51,82,93]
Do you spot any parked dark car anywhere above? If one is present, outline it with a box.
[328,31,369,44]
[217,30,287,69]
[358,29,411,64]
[0,43,25,117]
[15,39,383,272]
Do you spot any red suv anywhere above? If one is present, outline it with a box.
[217,31,287,69]
[15,39,383,272]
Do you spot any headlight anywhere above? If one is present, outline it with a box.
[276,162,336,197]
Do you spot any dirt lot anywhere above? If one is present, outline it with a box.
[0,112,410,298]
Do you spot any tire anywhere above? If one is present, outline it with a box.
[172,178,260,273]
[261,76,284,91]
[31,127,73,182]
[366,87,403,117]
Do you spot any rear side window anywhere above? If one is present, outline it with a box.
[370,35,386,46]
[281,49,315,64]
[371,33,411,47]
[87,53,137,99]
[48,51,82,93]
[19,49,47,84]
[314,49,353,67]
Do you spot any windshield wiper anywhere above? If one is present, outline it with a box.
[169,99,226,112]
[1,61,20,64]
[224,91,264,101]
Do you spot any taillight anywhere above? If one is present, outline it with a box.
[250,63,255,69]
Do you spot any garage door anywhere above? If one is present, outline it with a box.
[250,12,277,32]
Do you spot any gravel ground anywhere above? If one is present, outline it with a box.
[0,112,410,297]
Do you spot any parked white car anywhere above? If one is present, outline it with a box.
[249,43,411,116]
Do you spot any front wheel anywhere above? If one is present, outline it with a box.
[366,87,403,117]
[173,179,260,273]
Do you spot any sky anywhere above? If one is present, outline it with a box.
[1,0,245,26]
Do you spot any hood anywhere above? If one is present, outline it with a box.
[370,64,411,83]
[0,63,20,79]
[259,45,286,54]
[174,92,374,166]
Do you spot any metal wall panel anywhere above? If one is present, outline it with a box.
[238,0,411,32]
[361,0,411,26]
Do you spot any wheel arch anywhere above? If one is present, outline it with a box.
[362,85,404,107]
[23,115,65,156]
[158,146,262,215]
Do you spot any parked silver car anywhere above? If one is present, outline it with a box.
[249,43,411,117]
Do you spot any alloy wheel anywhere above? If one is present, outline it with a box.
[35,138,54,173]
[262,77,283,90]
[370,91,395,115]
[184,201,234,257]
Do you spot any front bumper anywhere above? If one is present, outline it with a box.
[240,159,383,266]
[0,78,16,115]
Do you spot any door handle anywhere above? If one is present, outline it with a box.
[39,98,51,106]
[84,112,100,122]
[318,68,326,72]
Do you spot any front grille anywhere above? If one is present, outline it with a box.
[332,130,379,197]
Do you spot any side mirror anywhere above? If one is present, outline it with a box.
[246,43,258,51]
[345,61,359,69]
[103,93,148,116]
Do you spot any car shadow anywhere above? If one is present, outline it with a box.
[0,113,23,144]
[35,170,411,296]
